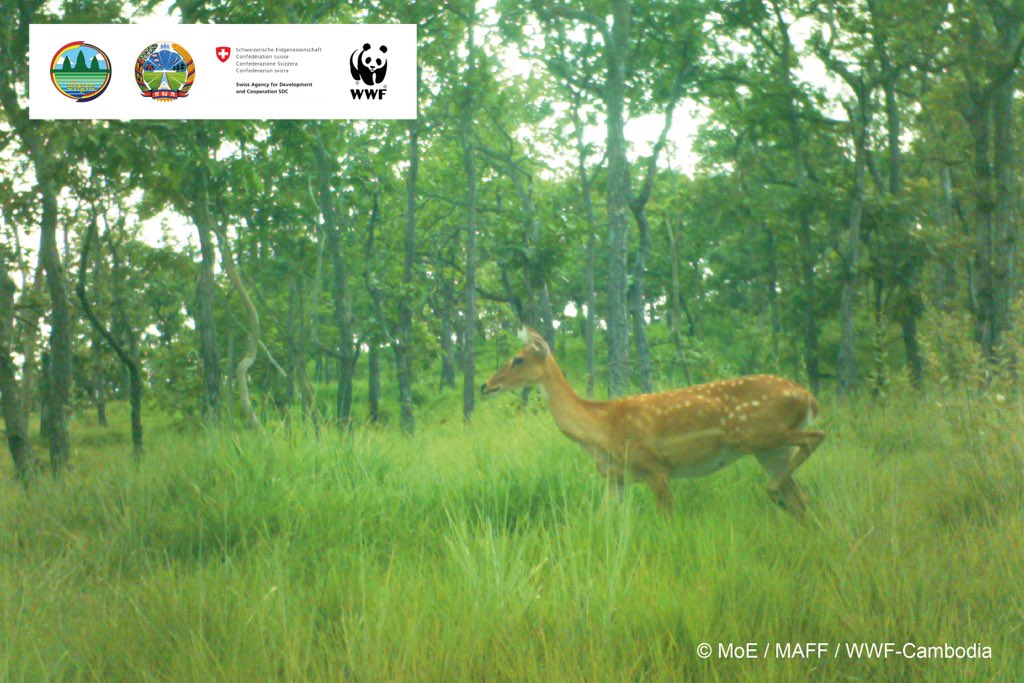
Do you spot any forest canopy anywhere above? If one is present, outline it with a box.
[1,0,1022,478]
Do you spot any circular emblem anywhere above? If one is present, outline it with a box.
[49,42,111,102]
[135,42,195,102]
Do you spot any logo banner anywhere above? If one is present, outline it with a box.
[30,24,416,120]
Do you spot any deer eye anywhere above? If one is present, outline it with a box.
[511,357,525,367]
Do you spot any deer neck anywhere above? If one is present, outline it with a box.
[539,356,609,452]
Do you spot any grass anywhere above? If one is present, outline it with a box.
[0,387,1022,681]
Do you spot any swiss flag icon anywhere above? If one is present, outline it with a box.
[216,46,231,63]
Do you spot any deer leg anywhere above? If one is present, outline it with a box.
[773,477,807,516]
[757,448,808,516]
[784,429,824,475]
[765,430,824,492]
[645,473,675,514]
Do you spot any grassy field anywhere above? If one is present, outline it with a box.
[0,385,1021,682]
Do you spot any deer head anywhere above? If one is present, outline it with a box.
[481,327,551,395]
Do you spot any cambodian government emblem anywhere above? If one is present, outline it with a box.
[135,42,195,102]
[49,42,111,102]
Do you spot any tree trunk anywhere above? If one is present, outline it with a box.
[571,97,598,396]
[604,0,632,396]
[530,187,555,350]
[967,92,996,357]
[39,178,72,473]
[934,166,958,309]
[870,278,886,396]
[0,33,70,473]
[211,223,261,430]
[585,230,598,397]
[789,110,819,393]
[778,9,819,393]
[193,167,222,418]
[798,208,820,394]
[76,216,144,458]
[461,123,478,422]
[0,261,37,481]
[884,77,925,389]
[439,277,457,390]
[837,88,869,396]
[900,313,923,388]
[362,187,413,431]
[16,271,42,429]
[461,4,479,421]
[764,225,781,362]
[992,11,1020,365]
[690,260,706,341]
[5,217,43,437]
[315,139,355,426]
[118,294,145,460]
[39,351,51,441]
[628,209,653,393]
[84,213,107,421]
[368,343,381,423]
[395,118,419,434]
[628,93,678,394]
[226,322,235,398]
[540,283,556,349]
[91,331,107,427]
[666,220,692,385]
[0,64,70,472]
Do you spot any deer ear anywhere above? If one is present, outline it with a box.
[519,326,549,358]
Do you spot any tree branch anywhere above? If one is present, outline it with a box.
[75,210,133,370]
[532,0,611,47]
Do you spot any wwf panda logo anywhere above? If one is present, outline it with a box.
[350,43,387,86]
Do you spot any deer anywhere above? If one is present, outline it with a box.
[481,327,825,516]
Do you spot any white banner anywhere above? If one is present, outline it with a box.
[29,24,416,120]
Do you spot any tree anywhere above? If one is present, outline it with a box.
[0,1,74,473]
[813,5,878,394]
[460,1,481,421]
[75,206,145,457]
[189,128,224,418]
[396,117,420,433]
[953,1,1023,361]
[0,252,37,481]
[567,91,602,396]
[628,104,680,392]
[210,219,261,430]
[710,0,833,393]
[529,0,634,395]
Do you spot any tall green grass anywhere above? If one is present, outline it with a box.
[1,388,1022,682]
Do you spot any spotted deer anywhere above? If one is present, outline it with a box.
[481,327,825,515]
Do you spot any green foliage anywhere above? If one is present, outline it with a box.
[921,293,1024,395]
[3,0,1021,424]
[920,307,985,387]
[1,391,1022,681]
